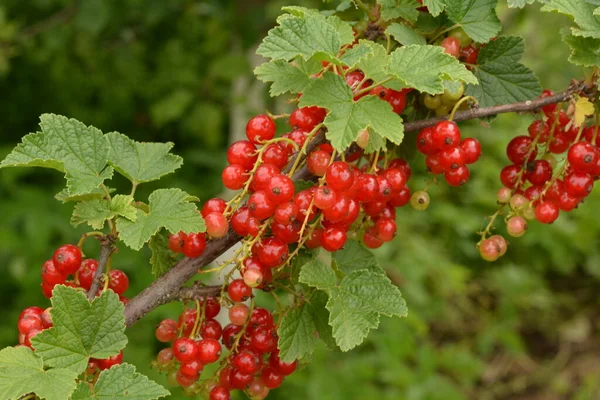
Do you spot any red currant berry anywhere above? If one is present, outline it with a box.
[417,127,438,155]
[528,120,551,143]
[314,186,337,210]
[221,324,242,350]
[205,212,229,238]
[564,170,594,198]
[506,136,536,165]
[568,141,598,172]
[539,90,557,116]
[266,174,295,204]
[179,359,203,379]
[108,269,129,295]
[261,366,284,389]
[41,308,53,329]
[441,36,460,57]
[507,216,528,237]
[432,121,461,149]
[18,314,42,335]
[438,146,465,171]
[246,115,276,144]
[234,350,261,375]
[326,161,355,192]
[248,190,276,220]
[156,348,174,365]
[201,198,227,218]
[369,85,389,99]
[444,165,470,186]
[271,220,301,244]
[263,144,288,169]
[389,186,411,207]
[222,164,247,190]
[251,164,280,192]
[250,325,277,353]
[175,370,196,387]
[53,244,82,275]
[388,158,412,181]
[96,351,123,371]
[535,201,560,224]
[460,138,482,164]
[254,237,289,268]
[387,89,407,114]
[356,174,379,202]
[557,191,581,211]
[155,319,178,342]
[209,385,231,400]
[500,164,520,188]
[230,368,254,390]
[182,233,207,258]
[289,106,325,131]
[274,201,299,225]
[228,279,252,303]
[41,260,67,286]
[305,227,323,249]
[460,45,479,64]
[322,195,351,222]
[197,338,221,364]
[200,319,222,340]
[548,133,570,154]
[172,338,199,363]
[229,304,250,326]
[269,350,297,376]
[374,218,396,242]
[168,231,187,253]
[307,150,331,176]
[321,227,347,252]
[227,140,257,170]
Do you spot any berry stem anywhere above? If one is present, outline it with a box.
[354,77,393,97]
[287,123,324,178]
[189,299,204,339]
[448,96,477,122]
[77,231,105,249]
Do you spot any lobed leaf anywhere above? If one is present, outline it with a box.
[71,195,136,229]
[444,0,501,43]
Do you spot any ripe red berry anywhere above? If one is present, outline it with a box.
[432,121,461,150]
[230,368,254,390]
[248,190,276,220]
[269,351,297,376]
[326,161,355,191]
[374,218,396,242]
[438,146,465,171]
[229,304,250,326]
[356,174,379,202]
[500,164,520,188]
[525,160,553,185]
[19,306,43,319]
[172,338,199,363]
[305,227,323,249]
[155,319,178,342]
[387,89,407,114]
[383,168,406,193]
[528,120,551,143]
[182,233,207,258]
[234,350,262,375]
[41,308,53,329]
[271,220,301,244]
[197,338,222,364]
[246,114,276,144]
[262,144,288,169]
[53,244,82,275]
[266,174,295,204]
[548,133,571,154]
[322,195,351,222]
[289,106,325,131]
[506,136,536,165]
[96,351,123,370]
[535,201,560,224]
[254,237,289,268]
[205,212,229,238]
[179,359,203,379]
[564,170,594,198]
[201,319,223,340]
[307,150,331,176]
[441,36,460,57]
[444,165,470,186]
[222,324,242,350]
[460,138,482,164]
[228,279,252,303]
[222,164,247,190]
[539,90,557,116]
[388,158,412,181]
[375,175,393,201]
[251,164,280,192]
[18,314,42,335]
[175,370,196,387]
[321,227,347,252]
[201,198,227,218]
[369,85,389,99]
[460,45,479,64]
[557,191,581,211]
[568,142,598,172]
[314,186,337,210]
[417,127,438,155]
[108,269,129,295]
[209,385,231,400]
[261,366,284,389]
[294,190,317,222]
[227,140,257,170]
[250,325,277,353]
[168,231,187,253]
[41,260,67,286]
[274,202,299,225]
[345,70,367,93]
[389,186,411,207]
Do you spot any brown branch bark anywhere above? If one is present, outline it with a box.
[123,81,593,327]
[87,235,116,301]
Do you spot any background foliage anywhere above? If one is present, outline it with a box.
[0,1,599,399]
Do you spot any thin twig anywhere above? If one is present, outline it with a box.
[87,235,116,301]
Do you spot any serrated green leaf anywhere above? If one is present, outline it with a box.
[277,302,318,363]
[388,45,477,94]
[149,231,179,277]
[257,7,348,61]
[340,43,375,67]
[117,189,205,250]
[386,23,427,46]
[378,0,421,22]
[254,59,321,97]
[0,346,78,400]
[31,286,127,374]
[507,0,539,7]
[465,36,541,108]
[105,132,183,186]
[563,33,600,67]
[326,15,355,45]
[55,187,113,203]
[445,0,501,43]
[423,0,446,16]
[333,239,382,275]
[355,41,390,83]
[542,0,600,38]
[71,195,136,229]
[0,114,113,196]
[71,363,169,400]
[300,264,407,352]
[308,291,336,349]
[299,73,404,152]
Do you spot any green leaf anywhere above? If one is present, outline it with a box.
[388,45,477,94]
[386,23,427,46]
[293,179,316,192]
[355,41,390,84]
[105,132,183,186]
[71,195,136,230]
[507,0,539,7]
[117,189,205,250]
[277,302,319,363]
[31,286,128,374]
[300,263,407,352]
[149,231,179,277]
[340,43,375,67]
[0,346,78,400]
[465,36,542,108]
[378,0,421,22]
[71,363,169,400]
[308,291,336,349]
[333,239,382,275]
[256,7,350,61]
[299,73,404,152]
[445,0,501,43]
[423,0,446,16]
[0,114,113,196]
[563,33,600,67]
[254,58,321,97]
[542,0,600,38]
[55,187,114,203]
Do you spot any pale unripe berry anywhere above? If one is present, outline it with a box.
[509,194,528,210]
[356,129,370,149]
[410,190,430,211]
[506,216,528,237]
[243,268,263,288]
[229,304,250,326]
[479,238,500,262]
[497,187,512,204]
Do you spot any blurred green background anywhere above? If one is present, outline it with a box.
[1,1,599,399]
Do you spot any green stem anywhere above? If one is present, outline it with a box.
[353,0,370,15]
[354,77,393,97]
[429,24,460,43]
[449,96,477,122]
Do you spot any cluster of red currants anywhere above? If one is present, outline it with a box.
[416,120,482,186]
[154,298,292,400]
[41,244,129,300]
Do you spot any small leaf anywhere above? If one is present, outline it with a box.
[355,41,391,84]
[31,286,128,374]
[340,43,375,67]
[0,114,113,196]
[388,45,477,94]
[277,302,318,363]
[542,0,600,39]
[332,239,382,275]
[55,187,113,203]
[71,363,169,400]
[149,231,179,277]
[71,195,136,230]
[105,132,183,186]
[444,0,501,43]
[465,36,542,107]
[254,59,321,97]
[299,259,337,290]
[0,346,78,400]
[378,0,421,22]
[563,33,600,67]
[117,189,205,250]
[574,97,595,127]
[386,23,427,46]
[422,0,446,16]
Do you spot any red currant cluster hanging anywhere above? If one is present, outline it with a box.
[17,243,129,371]
[479,91,599,261]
